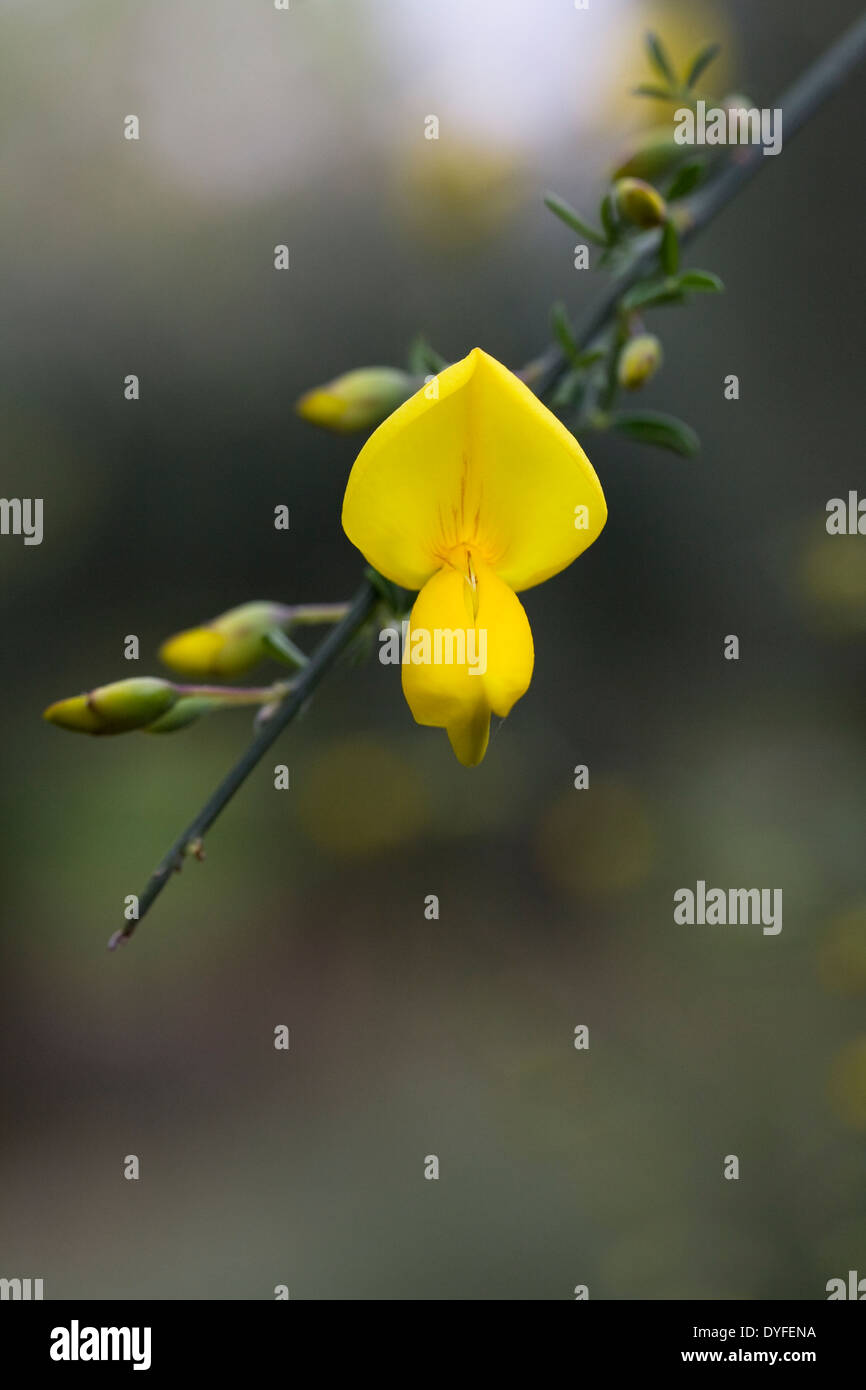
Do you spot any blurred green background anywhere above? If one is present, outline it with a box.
[1,0,865,1300]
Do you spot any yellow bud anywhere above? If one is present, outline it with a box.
[614,177,668,229]
[296,367,414,434]
[44,678,178,736]
[159,601,287,679]
[42,694,103,734]
[617,334,664,391]
[158,627,225,678]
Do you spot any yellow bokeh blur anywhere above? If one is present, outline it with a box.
[536,778,654,900]
[819,904,866,996]
[799,524,866,636]
[829,1037,866,1130]
[296,736,429,856]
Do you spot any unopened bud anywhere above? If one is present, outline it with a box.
[617,334,664,390]
[159,602,288,679]
[296,367,415,434]
[44,677,178,736]
[614,177,668,229]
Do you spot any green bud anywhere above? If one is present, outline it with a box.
[614,177,668,229]
[296,367,415,434]
[45,678,179,736]
[617,335,664,390]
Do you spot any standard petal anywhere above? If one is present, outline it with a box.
[342,352,478,590]
[342,348,606,594]
[467,349,607,591]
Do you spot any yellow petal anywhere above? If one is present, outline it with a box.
[462,350,607,590]
[342,347,606,593]
[447,703,492,768]
[473,554,534,716]
[343,352,478,590]
[159,627,227,679]
[401,554,534,767]
[43,694,103,734]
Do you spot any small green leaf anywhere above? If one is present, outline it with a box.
[544,192,606,246]
[611,410,700,457]
[263,628,309,669]
[621,277,684,312]
[551,368,580,409]
[621,269,723,313]
[685,42,722,90]
[574,347,606,369]
[645,31,677,86]
[408,334,446,376]
[551,302,581,365]
[677,269,724,292]
[632,83,675,101]
[666,160,705,200]
[661,220,679,275]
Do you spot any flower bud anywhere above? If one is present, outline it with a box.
[159,602,288,679]
[617,334,664,390]
[44,678,179,736]
[614,177,668,229]
[296,367,415,434]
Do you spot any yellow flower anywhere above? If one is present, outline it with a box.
[342,348,606,766]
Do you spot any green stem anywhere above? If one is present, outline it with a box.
[276,602,350,627]
[175,682,293,704]
[531,10,866,399]
[108,581,377,949]
[599,319,627,413]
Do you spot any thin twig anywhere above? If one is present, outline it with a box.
[109,581,377,947]
[110,13,866,948]
[529,9,866,397]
